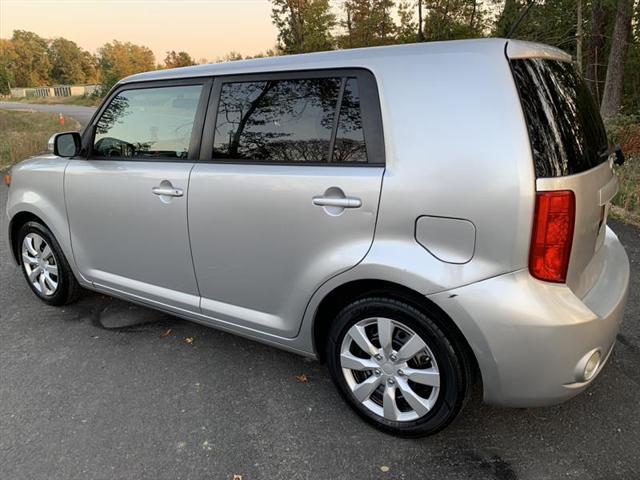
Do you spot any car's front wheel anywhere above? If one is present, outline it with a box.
[18,220,81,306]
[327,297,470,437]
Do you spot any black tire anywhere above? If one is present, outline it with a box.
[17,221,81,306]
[326,297,471,437]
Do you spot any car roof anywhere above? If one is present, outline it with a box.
[120,38,571,85]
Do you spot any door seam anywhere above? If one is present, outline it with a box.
[185,162,203,304]
[295,166,387,339]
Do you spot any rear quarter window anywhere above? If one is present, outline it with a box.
[511,59,609,178]
[209,71,383,165]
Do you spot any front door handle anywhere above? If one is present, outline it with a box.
[152,185,183,197]
[312,196,362,208]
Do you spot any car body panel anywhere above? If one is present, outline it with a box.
[537,159,618,298]
[188,164,383,338]
[5,156,90,285]
[428,227,629,406]
[64,160,200,311]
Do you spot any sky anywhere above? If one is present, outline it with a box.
[0,0,280,62]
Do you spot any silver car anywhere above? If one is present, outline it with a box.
[5,39,630,437]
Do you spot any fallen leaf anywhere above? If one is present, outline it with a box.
[380,465,390,473]
[295,374,308,383]
[233,476,243,480]
[160,329,172,338]
[184,336,194,345]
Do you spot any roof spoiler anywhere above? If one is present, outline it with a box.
[506,40,572,62]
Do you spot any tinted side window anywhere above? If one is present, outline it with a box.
[212,76,373,165]
[94,85,203,159]
[333,78,367,163]
[511,59,609,177]
[213,78,340,163]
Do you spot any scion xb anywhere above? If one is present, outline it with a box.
[5,39,630,436]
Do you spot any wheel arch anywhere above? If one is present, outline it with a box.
[311,278,481,385]
[6,206,86,289]
[8,211,47,264]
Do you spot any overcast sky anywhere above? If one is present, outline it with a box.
[0,0,280,62]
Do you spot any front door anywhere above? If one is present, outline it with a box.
[188,71,385,337]
[65,80,210,311]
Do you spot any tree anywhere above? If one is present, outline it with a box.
[585,0,612,103]
[80,50,100,84]
[0,39,16,91]
[601,0,634,118]
[0,66,11,95]
[271,0,335,54]
[163,50,196,68]
[98,41,155,91]
[421,0,487,41]
[338,0,397,48]
[217,51,244,63]
[9,30,51,87]
[622,0,640,112]
[576,0,583,73]
[375,0,397,44]
[396,1,418,43]
[495,0,521,37]
[418,0,425,41]
[49,38,90,84]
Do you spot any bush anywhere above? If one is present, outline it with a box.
[606,115,640,225]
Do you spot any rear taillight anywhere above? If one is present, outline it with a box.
[529,190,575,283]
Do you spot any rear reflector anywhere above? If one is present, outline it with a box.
[529,190,575,283]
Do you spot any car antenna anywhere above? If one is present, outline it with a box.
[507,0,537,39]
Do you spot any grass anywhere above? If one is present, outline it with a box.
[0,109,81,171]
[607,116,640,227]
[611,164,640,227]
[4,95,102,107]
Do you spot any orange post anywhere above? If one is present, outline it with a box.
[58,113,64,126]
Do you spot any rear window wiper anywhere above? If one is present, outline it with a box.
[600,145,625,166]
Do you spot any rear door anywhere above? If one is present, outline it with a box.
[510,56,617,297]
[188,70,384,337]
[65,79,211,311]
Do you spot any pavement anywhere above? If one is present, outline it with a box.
[0,101,95,129]
[1,165,639,478]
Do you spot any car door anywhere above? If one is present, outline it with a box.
[65,79,211,312]
[188,70,385,337]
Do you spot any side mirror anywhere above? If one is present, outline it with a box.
[48,131,82,157]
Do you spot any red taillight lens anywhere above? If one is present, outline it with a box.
[529,190,575,283]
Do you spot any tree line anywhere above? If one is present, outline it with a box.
[0,1,637,117]
[269,0,638,118]
[0,30,199,94]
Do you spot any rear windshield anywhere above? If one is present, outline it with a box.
[511,59,609,178]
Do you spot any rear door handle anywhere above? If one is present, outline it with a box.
[152,185,183,197]
[312,196,362,208]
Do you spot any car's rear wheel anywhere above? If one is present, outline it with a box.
[327,297,470,437]
[18,221,81,306]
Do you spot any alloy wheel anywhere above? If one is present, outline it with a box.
[21,232,59,296]
[340,317,440,422]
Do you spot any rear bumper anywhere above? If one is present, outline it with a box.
[429,226,630,407]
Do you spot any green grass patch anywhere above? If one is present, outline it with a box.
[607,115,640,227]
[0,109,81,171]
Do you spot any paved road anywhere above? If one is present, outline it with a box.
[0,101,95,128]
[1,182,638,479]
